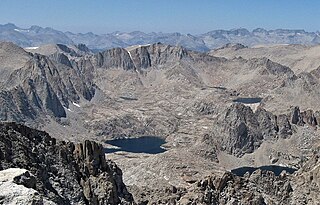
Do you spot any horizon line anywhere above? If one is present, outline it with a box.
[1,22,319,35]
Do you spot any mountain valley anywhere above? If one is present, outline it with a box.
[0,38,320,204]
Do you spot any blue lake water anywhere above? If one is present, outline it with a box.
[233,97,263,104]
[105,136,166,154]
[231,165,297,177]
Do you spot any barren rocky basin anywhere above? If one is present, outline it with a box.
[0,40,320,204]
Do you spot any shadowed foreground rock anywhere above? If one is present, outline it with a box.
[0,122,134,205]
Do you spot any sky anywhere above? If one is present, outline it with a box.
[0,0,319,34]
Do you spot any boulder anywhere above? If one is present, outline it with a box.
[0,168,55,205]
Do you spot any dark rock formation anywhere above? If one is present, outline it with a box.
[215,43,248,51]
[56,44,79,57]
[291,106,304,125]
[0,122,133,205]
[214,104,264,156]
[12,168,37,189]
[210,104,320,158]
[255,108,279,139]
[277,114,293,137]
[129,46,151,69]
[251,57,294,76]
[76,44,91,53]
[50,52,73,67]
[300,109,318,126]
[213,104,294,157]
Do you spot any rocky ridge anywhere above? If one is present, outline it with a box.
[0,122,133,204]
[2,23,320,51]
[0,42,95,122]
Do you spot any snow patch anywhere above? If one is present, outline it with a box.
[24,47,39,50]
[63,106,73,112]
[72,102,81,107]
[14,29,30,33]
[127,50,133,60]
[138,44,151,47]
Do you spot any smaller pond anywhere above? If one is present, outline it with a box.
[105,136,166,154]
[233,97,263,104]
[212,86,227,90]
[231,165,297,177]
[201,86,227,90]
[119,96,138,101]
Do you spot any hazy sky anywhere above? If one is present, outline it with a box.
[0,0,319,34]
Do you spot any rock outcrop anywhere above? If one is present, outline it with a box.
[132,169,294,204]
[292,107,320,127]
[0,168,55,205]
[291,152,320,204]
[95,48,135,70]
[211,104,295,156]
[0,122,133,205]
[291,106,304,126]
[250,57,294,76]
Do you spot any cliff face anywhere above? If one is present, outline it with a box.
[94,47,135,70]
[209,104,293,157]
[0,42,96,122]
[93,43,190,71]
[0,122,133,205]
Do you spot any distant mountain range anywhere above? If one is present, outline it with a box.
[1,23,320,52]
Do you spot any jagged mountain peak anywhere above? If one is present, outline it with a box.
[2,23,320,52]
[0,23,18,30]
[0,41,31,71]
[0,41,28,53]
[24,43,91,58]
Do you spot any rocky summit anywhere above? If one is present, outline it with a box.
[0,122,133,205]
[0,39,320,204]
